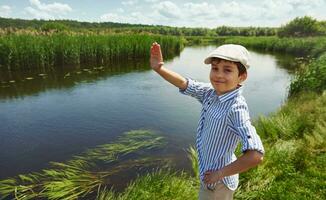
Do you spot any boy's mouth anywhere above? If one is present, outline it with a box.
[212,80,225,84]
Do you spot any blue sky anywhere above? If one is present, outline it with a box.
[0,0,325,28]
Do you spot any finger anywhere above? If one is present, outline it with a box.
[151,44,160,51]
[151,50,162,59]
[153,45,160,52]
[151,47,159,55]
[204,178,210,184]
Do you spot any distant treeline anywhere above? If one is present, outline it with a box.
[0,17,276,37]
[1,16,325,37]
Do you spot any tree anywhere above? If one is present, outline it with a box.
[278,16,320,37]
[40,22,69,32]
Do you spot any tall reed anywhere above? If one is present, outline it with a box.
[221,36,326,57]
[0,34,183,71]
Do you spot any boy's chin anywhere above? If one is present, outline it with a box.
[213,88,224,95]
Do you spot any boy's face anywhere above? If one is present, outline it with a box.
[210,59,247,96]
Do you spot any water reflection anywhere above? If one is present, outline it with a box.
[248,48,301,74]
[0,59,150,100]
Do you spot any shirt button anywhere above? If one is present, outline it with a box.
[204,109,207,112]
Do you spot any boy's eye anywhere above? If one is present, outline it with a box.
[224,69,232,73]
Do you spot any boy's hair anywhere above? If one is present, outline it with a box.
[235,62,247,76]
[212,57,247,76]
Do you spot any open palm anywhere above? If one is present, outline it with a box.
[150,42,164,70]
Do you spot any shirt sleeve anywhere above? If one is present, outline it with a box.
[179,78,212,104]
[228,103,265,154]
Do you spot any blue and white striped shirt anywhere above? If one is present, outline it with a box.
[180,78,264,191]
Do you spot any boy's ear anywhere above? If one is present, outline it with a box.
[239,72,247,83]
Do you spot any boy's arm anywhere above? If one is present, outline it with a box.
[203,150,263,184]
[154,67,188,90]
[150,42,187,90]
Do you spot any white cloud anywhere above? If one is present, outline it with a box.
[100,13,125,22]
[25,0,72,19]
[154,1,182,19]
[117,8,124,13]
[0,5,11,17]
[100,11,153,24]
[183,2,212,17]
[257,0,326,26]
[25,7,53,19]
[284,0,324,9]
[122,1,138,6]
[144,0,159,2]
[100,0,326,27]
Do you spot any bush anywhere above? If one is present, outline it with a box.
[278,16,321,37]
[290,53,326,95]
[41,22,69,32]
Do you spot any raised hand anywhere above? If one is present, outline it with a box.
[150,42,164,70]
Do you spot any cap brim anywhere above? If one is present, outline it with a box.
[204,56,250,69]
[204,55,240,65]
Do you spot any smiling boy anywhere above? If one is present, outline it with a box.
[150,43,264,200]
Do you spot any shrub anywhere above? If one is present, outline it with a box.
[278,16,321,37]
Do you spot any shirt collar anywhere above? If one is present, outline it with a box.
[214,86,242,103]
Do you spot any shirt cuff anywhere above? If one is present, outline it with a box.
[241,132,265,155]
[179,77,194,95]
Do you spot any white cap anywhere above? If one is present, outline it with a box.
[204,44,250,69]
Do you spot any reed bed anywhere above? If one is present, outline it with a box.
[0,34,183,71]
[221,36,326,57]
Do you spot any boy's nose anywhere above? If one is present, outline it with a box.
[214,70,223,78]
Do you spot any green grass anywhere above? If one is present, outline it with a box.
[98,170,199,200]
[235,92,326,199]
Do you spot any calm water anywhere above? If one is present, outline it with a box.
[0,46,294,181]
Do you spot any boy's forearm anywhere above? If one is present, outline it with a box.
[219,150,263,178]
[154,66,188,90]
